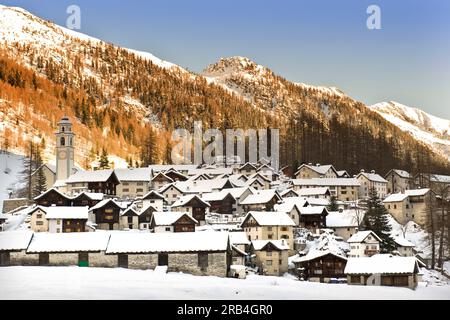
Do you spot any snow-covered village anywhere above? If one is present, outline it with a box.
[0,2,450,302]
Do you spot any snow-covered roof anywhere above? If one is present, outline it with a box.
[430,174,450,183]
[296,164,336,176]
[223,187,253,199]
[291,178,360,187]
[43,206,89,219]
[344,255,419,274]
[172,178,235,194]
[240,189,280,205]
[34,188,71,200]
[89,199,122,212]
[0,231,34,251]
[299,206,328,215]
[229,231,251,245]
[71,192,104,201]
[114,168,152,182]
[151,172,174,182]
[389,169,412,179]
[383,189,430,203]
[292,250,347,263]
[394,237,415,248]
[296,187,330,196]
[242,211,296,227]
[357,172,388,183]
[274,197,309,212]
[336,170,349,178]
[302,197,330,206]
[187,167,233,176]
[406,189,430,197]
[141,190,164,200]
[347,230,381,243]
[171,195,210,208]
[66,169,117,183]
[152,211,197,226]
[53,179,67,188]
[121,207,139,216]
[105,231,229,254]
[27,232,110,253]
[326,211,359,228]
[251,239,289,251]
[383,193,409,203]
[148,165,199,173]
[279,189,299,197]
[201,190,234,202]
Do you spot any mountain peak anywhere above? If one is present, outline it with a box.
[202,56,272,78]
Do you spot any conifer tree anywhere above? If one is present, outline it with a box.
[98,148,110,169]
[363,187,396,253]
[32,146,47,197]
[327,195,339,211]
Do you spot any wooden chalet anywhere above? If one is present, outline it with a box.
[151,212,197,233]
[71,192,103,207]
[202,191,236,215]
[293,250,347,282]
[89,199,122,230]
[172,195,210,225]
[298,206,328,231]
[34,188,71,207]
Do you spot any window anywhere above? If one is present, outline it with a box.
[137,182,144,186]
[127,217,133,223]
[406,204,409,209]
[122,182,129,186]
[60,137,65,146]
[66,221,70,225]
[105,208,114,213]
[104,214,114,221]
[165,227,171,231]
[268,234,273,239]
[267,251,272,256]
[266,260,273,266]
[281,227,288,231]
[136,188,144,193]
[123,188,130,193]
[198,253,208,271]
[57,219,61,225]
[394,205,397,209]
[36,213,43,219]
[57,228,61,233]
[279,259,282,265]
[36,221,44,226]
[267,226,273,231]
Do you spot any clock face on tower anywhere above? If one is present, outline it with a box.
[58,150,67,160]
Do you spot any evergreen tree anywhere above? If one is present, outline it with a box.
[98,148,110,169]
[363,187,396,253]
[32,146,47,197]
[17,141,35,199]
[327,195,339,211]
[140,127,159,166]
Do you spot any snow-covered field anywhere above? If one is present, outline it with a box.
[0,266,449,300]
[0,152,24,212]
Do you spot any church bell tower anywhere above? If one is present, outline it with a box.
[55,116,75,181]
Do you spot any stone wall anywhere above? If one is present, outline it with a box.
[49,253,79,266]
[128,254,158,269]
[10,251,39,266]
[89,252,117,268]
[168,252,228,277]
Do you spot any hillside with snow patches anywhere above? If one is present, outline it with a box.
[370,101,450,161]
[1,4,450,176]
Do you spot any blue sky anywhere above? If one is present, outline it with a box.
[3,0,450,119]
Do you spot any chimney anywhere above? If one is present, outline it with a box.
[308,163,313,166]
[316,163,321,167]
[360,169,365,173]
[371,170,375,174]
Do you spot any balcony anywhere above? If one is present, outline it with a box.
[364,249,379,256]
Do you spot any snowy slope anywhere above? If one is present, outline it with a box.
[370,101,450,161]
[0,5,183,72]
[0,152,25,212]
[0,266,448,300]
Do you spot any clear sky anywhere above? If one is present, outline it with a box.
[2,0,450,119]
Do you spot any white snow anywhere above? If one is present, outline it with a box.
[1,266,449,300]
[152,211,197,226]
[43,206,89,220]
[0,152,25,212]
[105,231,229,254]
[345,254,419,274]
[370,101,450,160]
[0,230,33,250]
[26,232,110,253]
